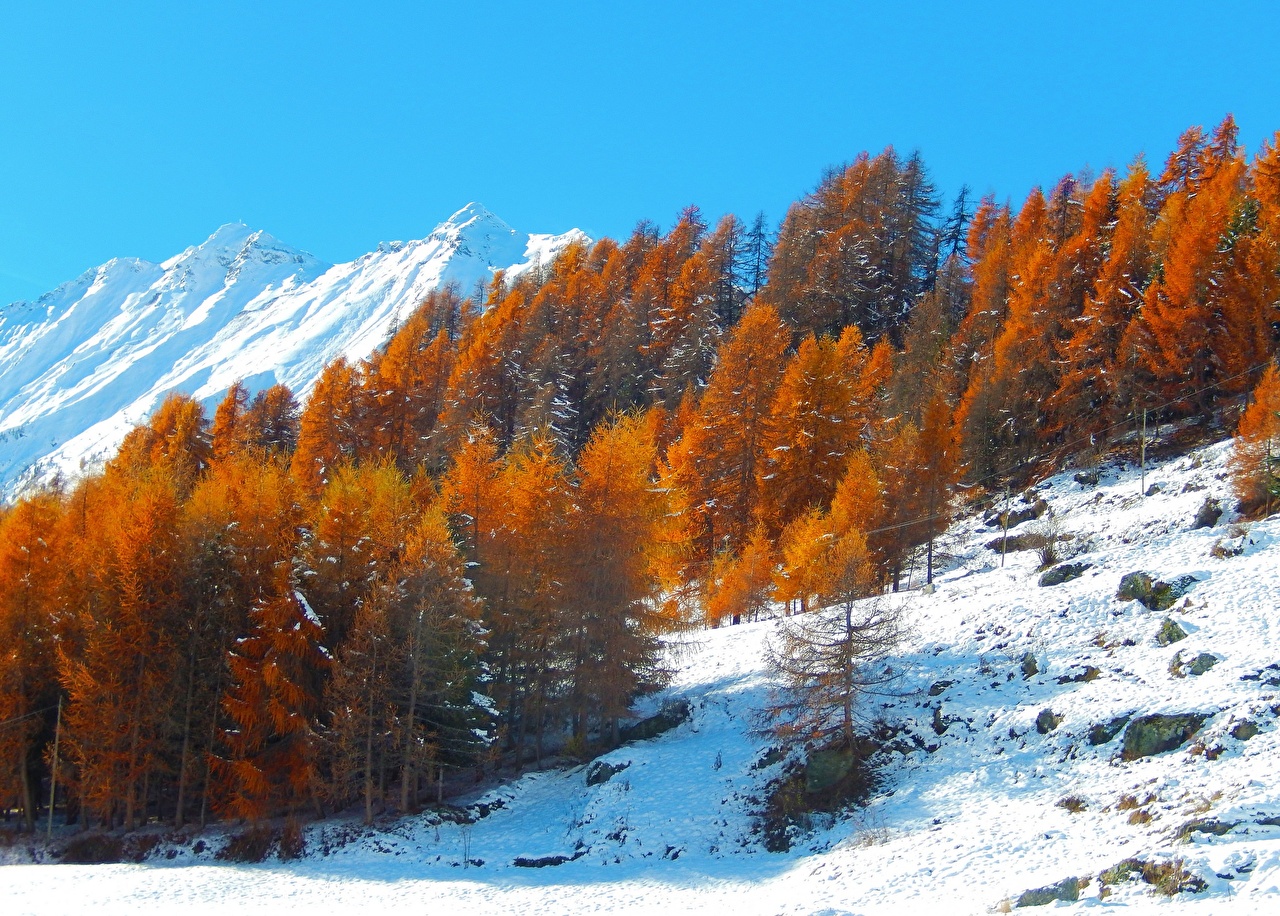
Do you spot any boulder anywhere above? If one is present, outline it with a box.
[1056,665,1101,685]
[1088,715,1130,746]
[985,499,1049,530]
[1121,713,1207,760]
[1036,709,1062,734]
[1191,497,1222,530]
[513,850,586,868]
[585,759,630,786]
[1118,572,1198,612]
[619,698,690,743]
[1156,617,1189,646]
[1038,562,1091,587]
[1188,653,1218,676]
[1231,720,1259,741]
[1016,877,1082,907]
[1117,571,1156,603]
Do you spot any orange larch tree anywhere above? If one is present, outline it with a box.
[666,302,791,564]
[1230,363,1280,515]
[0,492,63,831]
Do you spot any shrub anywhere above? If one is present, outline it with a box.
[217,826,278,863]
[1056,795,1087,814]
[61,833,123,864]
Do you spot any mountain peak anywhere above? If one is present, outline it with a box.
[0,205,584,495]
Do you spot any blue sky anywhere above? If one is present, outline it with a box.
[2,1,1278,305]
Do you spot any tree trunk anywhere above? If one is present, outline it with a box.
[363,667,375,826]
[400,620,421,813]
[175,650,196,828]
[17,735,33,832]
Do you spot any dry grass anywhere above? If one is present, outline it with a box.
[1056,795,1088,814]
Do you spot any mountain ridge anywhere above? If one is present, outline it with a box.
[0,204,586,495]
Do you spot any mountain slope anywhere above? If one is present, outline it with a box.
[5,440,1278,914]
[0,204,585,494]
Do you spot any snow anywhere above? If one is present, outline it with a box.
[0,206,588,497]
[4,441,1280,914]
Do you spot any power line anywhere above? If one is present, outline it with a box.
[0,703,60,731]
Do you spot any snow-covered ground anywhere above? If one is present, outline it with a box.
[5,441,1279,914]
[0,204,585,495]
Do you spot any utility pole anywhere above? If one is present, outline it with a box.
[46,696,62,841]
[1139,408,1147,497]
[1001,483,1011,568]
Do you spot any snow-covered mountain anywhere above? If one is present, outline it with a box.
[0,204,586,494]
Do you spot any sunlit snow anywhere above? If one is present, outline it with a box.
[4,441,1278,914]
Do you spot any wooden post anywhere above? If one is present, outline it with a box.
[1140,408,1147,497]
[46,697,62,841]
[1000,484,1011,568]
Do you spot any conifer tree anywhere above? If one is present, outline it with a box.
[757,326,886,535]
[0,492,63,831]
[60,469,184,829]
[210,381,255,461]
[292,358,368,493]
[216,574,328,823]
[564,413,684,741]
[666,303,791,563]
[247,383,302,456]
[382,507,487,809]
[1230,363,1280,515]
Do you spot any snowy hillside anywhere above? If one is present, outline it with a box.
[6,440,1279,914]
[0,205,586,494]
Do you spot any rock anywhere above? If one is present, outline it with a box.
[1231,720,1259,741]
[1121,713,1208,760]
[985,532,1049,554]
[752,746,786,769]
[1156,617,1189,646]
[1016,877,1082,907]
[1020,652,1039,680]
[585,759,630,786]
[1038,562,1091,587]
[1088,715,1130,746]
[1118,572,1198,612]
[931,706,949,735]
[1175,818,1237,841]
[1036,709,1062,734]
[619,698,690,743]
[1188,653,1218,676]
[1192,497,1223,530]
[985,499,1049,530]
[1117,571,1155,603]
[1146,483,1163,497]
[928,680,953,697]
[513,850,586,868]
[804,748,854,795]
[1073,470,1100,487]
[1158,575,1199,609]
[1056,666,1101,685]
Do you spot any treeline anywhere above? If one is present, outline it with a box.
[3,116,1280,834]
